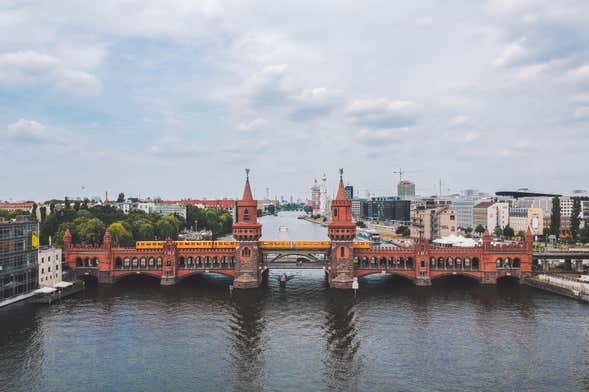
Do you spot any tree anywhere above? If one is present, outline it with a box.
[502,225,515,238]
[117,193,125,203]
[303,205,313,214]
[267,204,276,215]
[571,198,581,240]
[475,224,485,235]
[396,225,410,237]
[73,200,81,211]
[77,218,106,244]
[356,220,366,228]
[551,196,561,240]
[49,202,55,213]
[39,206,47,222]
[494,226,503,238]
[32,203,38,218]
[579,224,589,244]
[517,230,526,239]
[107,222,134,246]
[64,197,70,209]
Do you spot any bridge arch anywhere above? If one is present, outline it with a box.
[176,270,235,282]
[267,253,321,263]
[113,271,162,283]
[431,272,481,283]
[355,270,415,282]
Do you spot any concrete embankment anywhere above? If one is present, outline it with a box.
[526,275,589,303]
[303,217,328,227]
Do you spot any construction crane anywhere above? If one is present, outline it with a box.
[392,168,419,183]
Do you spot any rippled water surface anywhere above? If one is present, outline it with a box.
[1,213,588,391]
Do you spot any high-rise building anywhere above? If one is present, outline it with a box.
[0,217,39,306]
[311,179,321,215]
[344,185,354,200]
[398,180,416,200]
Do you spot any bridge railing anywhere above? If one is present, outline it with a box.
[355,259,414,270]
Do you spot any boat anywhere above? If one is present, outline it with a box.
[278,226,288,232]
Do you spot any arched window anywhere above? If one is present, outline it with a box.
[243,208,250,222]
[333,208,338,217]
[340,246,345,257]
[242,247,251,257]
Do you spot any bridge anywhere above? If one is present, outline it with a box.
[63,170,534,289]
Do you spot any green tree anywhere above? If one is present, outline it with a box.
[32,203,38,218]
[77,218,106,244]
[267,204,276,215]
[117,193,125,203]
[54,222,75,246]
[502,225,515,238]
[303,205,313,214]
[356,220,366,228]
[135,221,155,241]
[494,226,503,237]
[107,221,134,246]
[571,198,581,240]
[39,206,47,222]
[475,224,485,235]
[551,196,561,240]
[73,200,81,211]
[64,197,70,209]
[396,225,411,237]
[579,225,589,244]
[517,230,526,239]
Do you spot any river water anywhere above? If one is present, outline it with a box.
[1,212,588,391]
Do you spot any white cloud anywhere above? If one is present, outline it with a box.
[569,64,589,82]
[347,99,419,128]
[356,128,411,146]
[238,118,268,132]
[5,119,47,143]
[0,50,101,95]
[450,115,469,126]
[573,106,589,121]
[464,131,481,142]
[493,39,528,67]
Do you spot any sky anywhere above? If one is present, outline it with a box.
[1,0,588,201]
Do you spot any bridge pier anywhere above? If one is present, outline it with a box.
[160,275,177,286]
[415,277,431,286]
[576,260,584,273]
[481,271,498,285]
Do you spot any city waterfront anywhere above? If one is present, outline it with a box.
[1,213,588,391]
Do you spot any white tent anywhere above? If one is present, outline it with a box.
[433,235,478,247]
[34,287,57,294]
[54,281,74,289]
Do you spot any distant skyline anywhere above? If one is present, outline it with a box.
[1,1,589,200]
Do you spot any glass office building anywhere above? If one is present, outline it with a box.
[0,217,39,302]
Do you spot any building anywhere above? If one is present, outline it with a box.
[38,246,62,288]
[0,217,39,306]
[398,180,416,200]
[410,205,457,240]
[351,199,365,221]
[344,185,354,201]
[0,202,35,213]
[311,179,321,215]
[150,203,187,219]
[473,201,495,229]
[452,200,475,229]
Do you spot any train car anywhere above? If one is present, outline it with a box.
[176,241,214,249]
[352,241,371,249]
[259,240,292,249]
[213,241,237,249]
[136,241,165,250]
[293,241,331,249]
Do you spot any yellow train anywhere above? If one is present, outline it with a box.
[135,239,370,250]
[136,241,165,249]
[352,241,370,249]
[135,240,237,250]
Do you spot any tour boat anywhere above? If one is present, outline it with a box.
[278,226,288,232]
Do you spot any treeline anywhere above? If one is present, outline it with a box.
[39,204,232,247]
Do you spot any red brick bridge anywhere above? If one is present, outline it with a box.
[64,170,532,289]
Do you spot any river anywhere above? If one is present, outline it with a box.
[1,212,588,391]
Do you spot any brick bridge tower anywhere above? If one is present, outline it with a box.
[233,169,264,289]
[326,169,357,289]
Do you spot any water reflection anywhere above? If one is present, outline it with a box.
[323,290,362,391]
[229,286,268,391]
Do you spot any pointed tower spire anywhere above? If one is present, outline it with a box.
[242,168,254,201]
[335,168,348,201]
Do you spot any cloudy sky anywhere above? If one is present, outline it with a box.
[1,0,588,201]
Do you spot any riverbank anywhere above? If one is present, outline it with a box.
[526,274,589,303]
[303,216,328,227]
